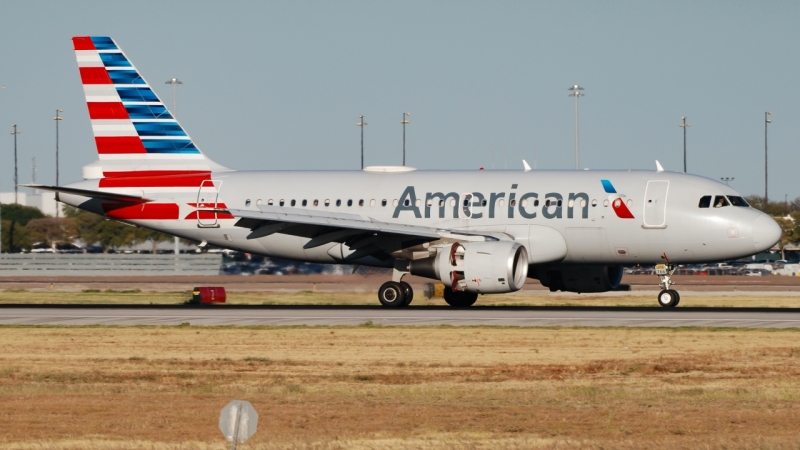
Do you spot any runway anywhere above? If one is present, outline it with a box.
[3,305,800,328]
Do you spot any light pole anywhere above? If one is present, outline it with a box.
[401,112,410,166]
[568,85,584,169]
[165,78,182,117]
[10,124,20,204]
[0,85,4,254]
[165,79,183,255]
[720,177,734,186]
[679,116,690,173]
[764,111,771,206]
[54,109,63,217]
[357,115,368,169]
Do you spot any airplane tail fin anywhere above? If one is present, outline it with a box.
[72,36,228,180]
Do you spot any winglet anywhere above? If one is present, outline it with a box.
[522,160,532,172]
[655,160,664,173]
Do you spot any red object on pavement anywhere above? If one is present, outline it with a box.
[192,287,226,304]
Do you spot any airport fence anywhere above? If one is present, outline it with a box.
[0,254,222,276]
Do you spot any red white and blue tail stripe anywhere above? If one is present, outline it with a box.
[73,36,227,182]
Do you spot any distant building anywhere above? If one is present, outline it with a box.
[0,191,60,217]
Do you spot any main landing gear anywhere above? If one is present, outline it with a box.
[378,281,413,307]
[655,263,680,308]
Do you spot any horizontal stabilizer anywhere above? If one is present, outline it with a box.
[20,184,151,203]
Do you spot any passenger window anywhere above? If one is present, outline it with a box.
[267,199,274,206]
[302,200,307,207]
[370,199,376,207]
[279,199,285,207]
[313,200,319,207]
[245,199,251,207]
[324,199,330,207]
[359,199,364,207]
[382,199,387,207]
[347,199,352,207]
[727,196,749,207]
[713,196,729,208]
[291,199,296,207]
[698,196,711,208]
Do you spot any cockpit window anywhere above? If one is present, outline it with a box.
[713,195,729,208]
[698,196,711,208]
[727,196,749,207]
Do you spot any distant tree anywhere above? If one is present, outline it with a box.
[746,195,794,216]
[134,227,173,253]
[1,220,32,253]
[26,218,77,251]
[1,203,46,225]
[70,209,137,253]
[770,212,800,260]
[0,203,46,253]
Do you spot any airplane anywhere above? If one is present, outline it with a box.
[27,36,783,308]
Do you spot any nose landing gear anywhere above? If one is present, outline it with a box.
[655,263,680,307]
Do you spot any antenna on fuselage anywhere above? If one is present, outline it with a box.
[522,160,532,172]
[655,160,665,173]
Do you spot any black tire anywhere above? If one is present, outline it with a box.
[670,289,680,306]
[443,287,478,307]
[400,281,413,306]
[378,281,406,307]
[657,289,678,308]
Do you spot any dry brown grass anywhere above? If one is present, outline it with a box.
[1,326,800,448]
[3,288,800,308]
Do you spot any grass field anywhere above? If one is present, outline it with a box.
[1,325,800,449]
[3,288,800,308]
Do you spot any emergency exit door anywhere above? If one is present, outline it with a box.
[197,180,220,228]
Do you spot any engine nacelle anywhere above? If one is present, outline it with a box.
[410,241,528,293]
[533,265,624,293]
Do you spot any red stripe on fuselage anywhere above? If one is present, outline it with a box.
[72,36,95,51]
[95,136,147,154]
[87,102,129,120]
[99,171,212,188]
[79,67,112,84]
[102,203,179,220]
[184,211,235,220]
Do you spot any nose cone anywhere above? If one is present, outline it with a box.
[752,214,782,253]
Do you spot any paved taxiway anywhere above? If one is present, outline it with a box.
[2,305,800,328]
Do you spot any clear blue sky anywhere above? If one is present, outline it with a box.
[0,1,797,200]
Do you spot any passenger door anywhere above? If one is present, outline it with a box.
[643,180,669,228]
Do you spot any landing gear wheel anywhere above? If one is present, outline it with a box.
[378,281,406,308]
[657,289,678,308]
[400,281,413,306]
[443,287,478,307]
[671,289,680,306]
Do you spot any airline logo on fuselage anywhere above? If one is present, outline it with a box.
[392,181,635,220]
[601,179,635,219]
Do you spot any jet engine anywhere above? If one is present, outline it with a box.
[409,241,528,293]
[532,265,624,293]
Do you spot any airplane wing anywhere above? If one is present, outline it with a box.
[19,184,152,203]
[227,206,443,261]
